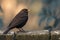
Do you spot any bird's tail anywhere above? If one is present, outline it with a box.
[3,28,10,34]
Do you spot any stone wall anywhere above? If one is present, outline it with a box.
[0,30,60,40]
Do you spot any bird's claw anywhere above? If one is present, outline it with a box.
[17,30,26,33]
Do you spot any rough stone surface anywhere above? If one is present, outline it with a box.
[0,30,60,40]
[51,31,60,40]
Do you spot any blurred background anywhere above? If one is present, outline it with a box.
[0,0,60,31]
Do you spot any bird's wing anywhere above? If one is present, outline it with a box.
[8,10,28,28]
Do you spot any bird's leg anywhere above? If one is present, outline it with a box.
[19,28,25,32]
[21,28,25,32]
[17,28,26,33]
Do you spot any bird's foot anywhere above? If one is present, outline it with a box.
[17,30,26,33]
[20,30,26,32]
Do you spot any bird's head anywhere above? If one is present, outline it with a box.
[21,9,28,13]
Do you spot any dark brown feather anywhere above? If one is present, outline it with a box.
[3,9,28,34]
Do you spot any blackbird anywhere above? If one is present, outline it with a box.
[3,9,28,34]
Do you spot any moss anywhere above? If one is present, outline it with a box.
[0,34,13,40]
[6,35,13,40]
[51,34,60,40]
[16,34,49,40]
[0,35,6,40]
[0,34,49,40]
